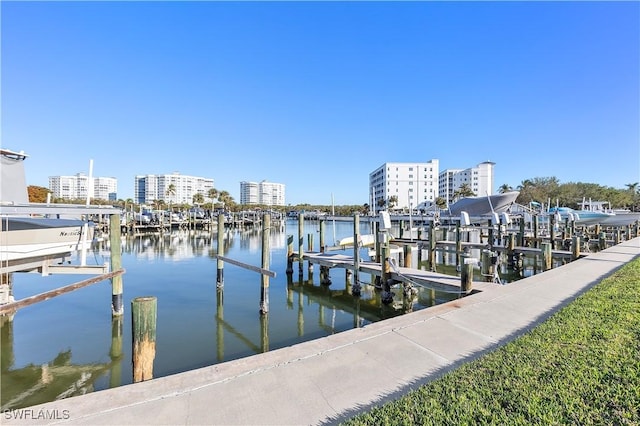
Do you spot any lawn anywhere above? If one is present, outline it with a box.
[342,258,640,425]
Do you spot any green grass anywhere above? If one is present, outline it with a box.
[342,258,640,425]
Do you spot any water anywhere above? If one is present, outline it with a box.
[3,219,470,410]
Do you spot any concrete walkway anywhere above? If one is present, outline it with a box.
[6,238,639,426]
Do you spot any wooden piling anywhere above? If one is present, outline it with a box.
[488,219,494,249]
[217,214,225,288]
[481,250,491,281]
[381,244,390,286]
[260,213,270,315]
[518,218,525,247]
[319,220,326,253]
[550,214,557,249]
[403,245,412,269]
[460,255,473,295]
[541,242,552,271]
[352,213,361,295]
[572,236,581,260]
[428,223,436,271]
[455,223,462,267]
[131,296,157,383]
[298,214,304,274]
[286,235,294,274]
[109,213,124,316]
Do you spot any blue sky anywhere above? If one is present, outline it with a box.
[2,1,638,206]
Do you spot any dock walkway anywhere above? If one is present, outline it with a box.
[6,238,639,425]
[302,251,490,292]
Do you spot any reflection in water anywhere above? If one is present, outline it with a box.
[1,219,553,409]
[1,314,119,411]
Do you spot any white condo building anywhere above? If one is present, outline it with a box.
[369,160,440,214]
[369,160,495,211]
[49,174,118,201]
[135,173,214,205]
[439,161,495,205]
[240,181,285,206]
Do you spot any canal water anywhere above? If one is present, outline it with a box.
[1,218,569,410]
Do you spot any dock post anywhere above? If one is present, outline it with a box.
[319,220,326,253]
[572,236,581,260]
[533,215,540,248]
[488,219,495,249]
[455,223,462,268]
[217,214,225,288]
[109,213,124,316]
[481,250,491,281]
[286,235,294,274]
[307,233,314,252]
[460,255,473,295]
[260,213,270,315]
[352,213,361,296]
[428,223,436,271]
[598,231,606,251]
[403,245,412,269]
[298,214,304,274]
[131,296,157,383]
[541,242,552,271]
[307,233,314,273]
[550,214,557,249]
[507,233,515,253]
[518,218,525,247]
[320,266,331,285]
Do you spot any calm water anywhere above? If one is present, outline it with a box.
[3,218,478,410]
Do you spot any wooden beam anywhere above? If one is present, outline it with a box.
[0,269,126,313]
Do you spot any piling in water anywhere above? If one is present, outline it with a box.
[132,296,157,383]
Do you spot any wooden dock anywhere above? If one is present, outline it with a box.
[298,251,491,293]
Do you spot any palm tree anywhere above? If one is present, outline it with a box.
[208,188,219,208]
[452,183,475,202]
[193,193,205,205]
[498,183,512,193]
[217,190,234,211]
[388,195,398,210]
[166,184,176,202]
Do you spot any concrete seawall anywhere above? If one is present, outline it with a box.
[5,237,639,425]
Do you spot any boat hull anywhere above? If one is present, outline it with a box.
[0,217,90,261]
[447,191,520,217]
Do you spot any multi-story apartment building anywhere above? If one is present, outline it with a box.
[240,180,285,206]
[134,172,214,205]
[369,160,440,214]
[49,174,118,201]
[369,160,495,211]
[438,161,495,205]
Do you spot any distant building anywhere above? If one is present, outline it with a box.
[439,161,495,205]
[49,174,117,201]
[369,160,440,213]
[134,172,214,205]
[240,180,285,206]
[369,160,496,211]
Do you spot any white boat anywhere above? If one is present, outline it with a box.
[576,199,640,226]
[0,216,90,262]
[446,191,520,217]
[547,206,615,226]
[338,234,377,248]
[0,148,118,272]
